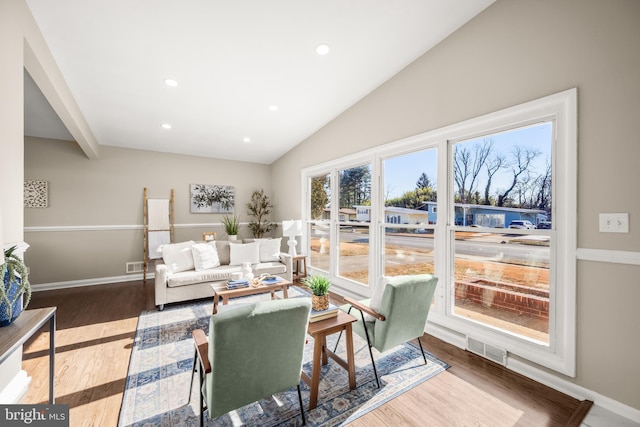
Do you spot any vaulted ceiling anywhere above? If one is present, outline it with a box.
[24,0,494,164]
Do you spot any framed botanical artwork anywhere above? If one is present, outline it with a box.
[190,184,235,213]
[24,179,48,208]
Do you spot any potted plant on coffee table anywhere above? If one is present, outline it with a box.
[222,215,240,240]
[302,274,331,311]
[1,245,31,327]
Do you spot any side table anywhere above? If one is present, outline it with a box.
[301,310,356,410]
[0,307,56,403]
[292,255,307,282]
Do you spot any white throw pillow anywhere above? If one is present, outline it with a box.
[364,276,389,322]
[256,238,282,262]
[229,241,260,266]
[191,243,220,271]
[162,241,196,273]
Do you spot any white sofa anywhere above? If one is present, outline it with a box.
[154,238,292,310]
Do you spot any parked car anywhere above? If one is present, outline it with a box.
[537,221,552,229]
[508,220,535,229]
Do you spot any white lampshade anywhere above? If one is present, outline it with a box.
[282,220,303,237]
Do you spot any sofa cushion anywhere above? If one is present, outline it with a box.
[192,243,221,271]
[215,240,231,265]
[255,238,282,262]
[229,241,260,265]
[162,241,196,273]
[167,265,242,288]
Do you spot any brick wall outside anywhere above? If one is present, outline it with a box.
[455,278,549,321]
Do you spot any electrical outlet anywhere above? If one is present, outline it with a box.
[599,213,629,233]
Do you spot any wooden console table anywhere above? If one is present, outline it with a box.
[0,307,56,403]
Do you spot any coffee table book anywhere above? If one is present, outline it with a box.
[226,279,250,290]
[296,289,339,322]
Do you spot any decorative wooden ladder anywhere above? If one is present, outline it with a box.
[143,188,174,283]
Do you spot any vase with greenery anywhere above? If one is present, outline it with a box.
[246,189,277,238]
[302,274,331,311]
[222,214,240,240]
[1,245,31,327]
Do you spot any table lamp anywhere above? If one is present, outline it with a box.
[282,220,303,256]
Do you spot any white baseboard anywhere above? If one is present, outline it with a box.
[425,321,467,350]
[0,370,30,404]
[31,273,154,292]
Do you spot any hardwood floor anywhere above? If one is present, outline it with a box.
[19,281,590,426]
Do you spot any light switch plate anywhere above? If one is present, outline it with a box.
[599,213,629,233]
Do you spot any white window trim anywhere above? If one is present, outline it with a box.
[302,88,577,376]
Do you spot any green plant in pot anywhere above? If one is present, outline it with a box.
[222,214,240,240]
[1,245,31,327]
[302,274,331,311]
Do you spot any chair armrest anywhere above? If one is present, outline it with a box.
[192,329,211,374]
[344,297,386,321]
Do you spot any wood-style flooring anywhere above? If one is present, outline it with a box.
[19,281,590,426]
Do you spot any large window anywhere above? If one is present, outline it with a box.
[451,123,553,344]
[337,164,371,286]
[302,89,576,375]
[383,149,437,278]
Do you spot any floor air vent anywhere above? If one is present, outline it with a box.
[466,336,507,366]
[126,261,145,274]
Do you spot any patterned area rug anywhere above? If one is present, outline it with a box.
[118,290,449,426]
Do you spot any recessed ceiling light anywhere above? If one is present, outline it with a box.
[316,43,330,55]
[243,137,251,143]
[161,123,172,129]
[268,105,279,112]
[164,78,178,87]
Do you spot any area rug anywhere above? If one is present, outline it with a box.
[118,290,449,426]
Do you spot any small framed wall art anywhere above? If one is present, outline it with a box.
[24,179,48,208]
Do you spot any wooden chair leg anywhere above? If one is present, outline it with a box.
[297,384,306,425]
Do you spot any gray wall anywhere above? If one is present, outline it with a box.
[271,0,640,412]
[24,137,272,284]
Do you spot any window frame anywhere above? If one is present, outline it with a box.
[301,88,577,375]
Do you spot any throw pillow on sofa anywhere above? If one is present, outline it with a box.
[254,238,282,262]
[191,242,221,271]
[162,241,196,273]
[229,241,260,265]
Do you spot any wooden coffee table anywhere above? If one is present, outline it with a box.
[210,278,291,314]
[301,310,357,410]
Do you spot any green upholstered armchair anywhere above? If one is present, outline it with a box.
[190,298,312,426]
[336,274,439,387]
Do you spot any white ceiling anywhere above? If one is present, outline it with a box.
[24,0,494,164]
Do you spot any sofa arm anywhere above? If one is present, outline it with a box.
[279,252,293,282]
[155,262,169,309]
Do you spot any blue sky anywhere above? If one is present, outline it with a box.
[384,122,552,200]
